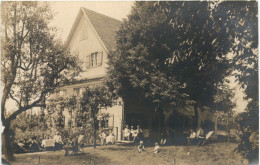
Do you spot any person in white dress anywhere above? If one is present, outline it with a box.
[123,125,131,141]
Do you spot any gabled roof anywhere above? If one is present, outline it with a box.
[66,7,122,53]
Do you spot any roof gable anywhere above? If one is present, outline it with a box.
[82,8,122,52]
[66,8,122,53]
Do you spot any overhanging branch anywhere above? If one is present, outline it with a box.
[6,90,48,124]
[8,93,21,107]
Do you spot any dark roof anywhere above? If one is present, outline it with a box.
[82,8,122,52]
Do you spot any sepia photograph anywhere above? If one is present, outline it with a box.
[1,1,258,165]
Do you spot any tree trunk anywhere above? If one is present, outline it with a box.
[158,113,161,141]
[92,109,96,149]
[214,115,218,133]
[93,126,96,149]
[227,116,230,143]
[194,104,201,130]
[158,109,164,141]
[2,124,15,162]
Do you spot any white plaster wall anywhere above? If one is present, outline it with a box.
[100,99,124,141]
[68,15,109,79]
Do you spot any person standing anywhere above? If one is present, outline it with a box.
[64,138,71,156]
[123,125,131,141]
[54,132,63,151]
[134,126,144,145]
[100,132,107,145]
[130,126,134,141]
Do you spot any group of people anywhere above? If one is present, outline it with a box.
[99,131,116,145]
[123,125,144,143]
[63,135,84,156]
[187,128,213,145]
[63,134,85,156]
[41,131,85,156]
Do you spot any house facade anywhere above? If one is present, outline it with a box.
[57,7,124,141]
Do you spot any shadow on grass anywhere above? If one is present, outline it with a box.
[100,147,132,151]
[82,152,112,165]
[13,150,113,165]
[66,152,88,156]
[116,142,135,147]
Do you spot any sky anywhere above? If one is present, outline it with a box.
[50,1,134,41]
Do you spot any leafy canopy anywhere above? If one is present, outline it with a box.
[108,1,237,112]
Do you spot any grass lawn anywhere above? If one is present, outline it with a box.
[9,142,247,165]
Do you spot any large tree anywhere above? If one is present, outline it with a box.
[107,1,235,130]
[1,2,80,161]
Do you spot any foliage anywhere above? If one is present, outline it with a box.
[107,1,235,115]
[44,86,113,146]
[1,1,81,161]
[80,86,113,148]
[10,111,46,145]
[214,83,236,112]
[1,1,81,126]
[46,94,79,129]
[223,1,258,163]
[39,108,47,130]
[11,112,39,132]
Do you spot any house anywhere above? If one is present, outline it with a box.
[56,7,124,141]
[52,8,217,141]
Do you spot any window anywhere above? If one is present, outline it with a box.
[91,52,98,67]
[86,51,103,68]
[101,119,109,129]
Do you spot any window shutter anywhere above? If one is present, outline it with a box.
[86,54,90,68]
[97,51,103,66]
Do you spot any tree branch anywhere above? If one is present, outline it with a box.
[6,90,48,124]
[7,103,46,124]
[23,30,30,40]
[8,92,21,107]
